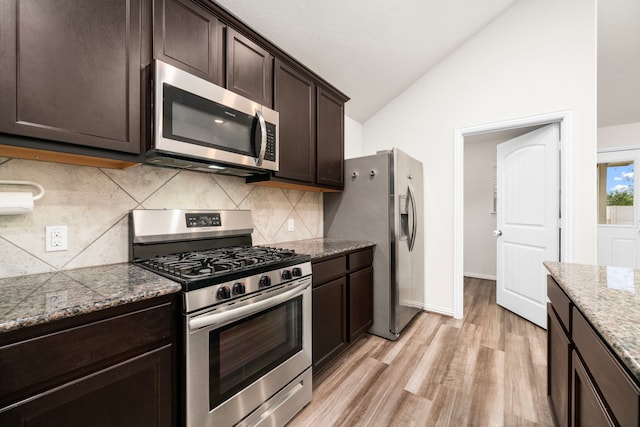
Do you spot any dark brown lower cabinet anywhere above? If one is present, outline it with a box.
[547,303,572,427]
[311,247,374,375]
[312,276,347,373]
[0,346,172,427]
[572,350,615,427]
[0,294,177,426]
[348,266,373,342]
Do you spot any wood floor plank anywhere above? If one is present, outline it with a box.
[288,356,388,427]
[469,346,505,427]
[425,385,470,426]
[504,333,538,422]
[404,324,461,399]
[288,278,552,426]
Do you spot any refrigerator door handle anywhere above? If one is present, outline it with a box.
[408,183,418,252]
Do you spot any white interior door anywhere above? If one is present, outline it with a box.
[496,124,559,329]
[597,150,640,267]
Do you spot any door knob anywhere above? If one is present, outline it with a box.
[493,229,503,237]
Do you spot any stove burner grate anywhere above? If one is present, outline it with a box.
[140,246,298,280]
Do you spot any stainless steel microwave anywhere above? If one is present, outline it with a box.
[145,60,279,176]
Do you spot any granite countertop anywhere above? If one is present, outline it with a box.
[0,239,374,334]
[268,237,375,260]
[544,261,640,382]
[0,263,181,334]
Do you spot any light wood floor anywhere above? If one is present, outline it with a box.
[289,277,552,426]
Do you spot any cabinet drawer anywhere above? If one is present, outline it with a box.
[572,307,640,427]
[348,247,374,272]
[0,302,173,405]
[312,256,347,286]
[547,275,572,333]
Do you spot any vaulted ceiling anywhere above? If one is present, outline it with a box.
[214,0,639,127]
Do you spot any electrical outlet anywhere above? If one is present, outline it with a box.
[45,225,68,252]
[287,218,295,232]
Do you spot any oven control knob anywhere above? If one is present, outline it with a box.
[281,269,292,280]
[232,282,245,295]
[259,275,272,288]
[216,286,231,300]
[292,267,303,277]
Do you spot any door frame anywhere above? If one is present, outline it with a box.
[453,110,575,319]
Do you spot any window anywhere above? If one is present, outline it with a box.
[597,161,634,225]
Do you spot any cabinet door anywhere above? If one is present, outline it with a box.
[348,266,373,342]
[274,60,316,183]
[572,350,615,427]
[0,346,174,427]
[548,304,572,427]
[153,0,223,85]
[312,277,347,374]
[316,86,345,188]
[0,0,147,154]
[226,28,273,107]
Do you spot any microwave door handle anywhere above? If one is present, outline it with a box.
[255,110,267,166]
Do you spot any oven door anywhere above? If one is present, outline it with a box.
[185,278,312,427]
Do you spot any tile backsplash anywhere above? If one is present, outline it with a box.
[0,157,322,278]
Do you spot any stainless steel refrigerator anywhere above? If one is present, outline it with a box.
[324,148,424,340]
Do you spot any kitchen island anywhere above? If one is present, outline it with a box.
[544,261,640,427]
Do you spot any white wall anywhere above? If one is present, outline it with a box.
[344,116,364,159]
[361,0,597,314]
[464,139,498,279]
[598,121,640,149]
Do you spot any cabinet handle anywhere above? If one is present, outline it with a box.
[408,183,417,251]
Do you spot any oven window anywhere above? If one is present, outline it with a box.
[209,296,303,409]
[163,84,256,157]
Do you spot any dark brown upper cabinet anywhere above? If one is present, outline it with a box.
[317,86,345,188]
[274,60,316,183]
[252,61,347,192]
[0,0,149,154]
[226,28,273,107]
[153,0,224,85]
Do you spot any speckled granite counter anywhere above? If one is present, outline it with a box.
[544,261,640,382]
[268,237,375,260]
[0,263,181,333]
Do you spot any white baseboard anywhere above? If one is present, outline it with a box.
[464,272,497,281]
[421,303,454,317]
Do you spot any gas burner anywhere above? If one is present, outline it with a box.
[140,245,305,285]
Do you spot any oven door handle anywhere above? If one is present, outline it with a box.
[188,279,310,331]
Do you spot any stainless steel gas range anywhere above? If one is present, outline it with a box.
[130,209,312,427]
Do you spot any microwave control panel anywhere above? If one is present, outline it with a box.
[265,123,276,161]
